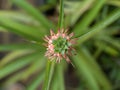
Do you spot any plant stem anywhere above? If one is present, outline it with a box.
[58,0,64,30]
[42,61,55,90]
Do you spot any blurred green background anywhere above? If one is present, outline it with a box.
[0,0,120,90]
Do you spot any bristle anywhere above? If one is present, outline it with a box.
[45,35,50,40]
[50,30,54,36]
[61,28,64,33]
[43,43,48,47]
[64,29,68,33]
[69,32,74,38]
[44,29,77,64]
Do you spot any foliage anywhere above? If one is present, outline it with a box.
[0,0,120,90]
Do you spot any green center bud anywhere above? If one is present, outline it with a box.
[53,37,71,55]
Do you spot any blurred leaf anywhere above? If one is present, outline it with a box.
[72,54,100,90]
[101,26,120,35]
[0,26,7,32]
[77,46,112,90]
[107,0,120,7]
[51,62,65,90]
[0,50,34,67]
[68,0,94,25]
[0,11,39,25]
[46,0,57,5]
[58,0,64,29]
[97,36,120,51]
[0,52,41,79]
[77,8,120,44]
[0,43,45,51]
[3,55,45,85]
[95,41,119,57]
[27,71,45,90]
[0,17,45,41]
[74,0,106,37]
[3,70,25,85]
[56,64,65,90]
[42,61,55,90]
[10,0,55,29]
[22,56,46,80]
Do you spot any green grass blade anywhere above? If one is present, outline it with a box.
[27,71,45,90]
[107,0,120,7]
[0,43,45,51]
[0,17,45,41]
[51,62,65,90]
[22,57,46,80]
[3,70,25,85]
[42,61,55,90]
[77,8,120,44]
[97,36,120,50]
[3,55,45,85]
[56,64,65,90]
[58,0,64,29]
[95,41,119,57]
[78,46,112,90]
[74,0,106,37]
[0,26,7,32]
[72,55,100,90]
[0,50,33,67]
[70,0,94,25]
[0,11,39,25]
[10,0,54,29]
[0,52,40,79]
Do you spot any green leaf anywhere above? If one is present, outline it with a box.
[0,43,45,51]
[77,46,112,90]
[0,26,7,32]
[46,0,57,4]
[3,54,45,85]
[3,70,25,85]
[72,54,100,90]
[70,0,94,25]
[0,17,45,41]
[10,0,55,29]
[27,71,45,90]
[22,57,46,80]
[74,0,106,37]
[77,8,120,44]
[0,11,39,25]
[42,61,55,90]
[58,0,64,29]
[0,52,41,79]
[107,0,120,7]
[95,41,119,57]
[51,62,65,90]
[0,50,34,67]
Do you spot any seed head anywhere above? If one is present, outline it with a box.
[44,29,77,63]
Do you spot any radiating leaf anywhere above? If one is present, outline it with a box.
[0,52,41,79]
[10,0,55,29]
[0,17,46,41]
[0,50,34,67]
[77,8,120,44]
[77,46,112,90]
[72,54,100,90]
[74,0,106,37]
[42,61,55,90]
[0,43,45,51]
[27,71,45,90]
[51,62,65,90]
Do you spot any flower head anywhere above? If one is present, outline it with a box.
[44,29,77,63]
